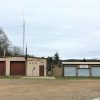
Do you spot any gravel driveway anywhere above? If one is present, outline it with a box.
[0,79,100,100]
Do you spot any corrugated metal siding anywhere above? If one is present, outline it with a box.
[64,67,76,76]
[92,67,100,77]
[78,69,90,76]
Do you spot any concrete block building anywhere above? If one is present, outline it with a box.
[26,57,47,76]
[0,57,47,76]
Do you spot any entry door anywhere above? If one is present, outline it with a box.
[39,65,44,76]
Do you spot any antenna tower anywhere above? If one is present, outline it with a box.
[23,19,25,55]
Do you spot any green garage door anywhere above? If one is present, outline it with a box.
[64,66,76,76]
[92,67,100,77]
[78,69,90,77]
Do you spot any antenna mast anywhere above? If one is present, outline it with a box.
[22,1,26,55]
[23,19,25,55]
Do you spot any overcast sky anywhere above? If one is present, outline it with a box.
[0,0,100,59]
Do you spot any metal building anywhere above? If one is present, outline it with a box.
[62,59,100,77]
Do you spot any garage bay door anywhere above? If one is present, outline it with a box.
[10,61,25,75]
[92,67,100,77]
[64,65,76,76]
[78,69,90,76]
[0,61,5,75]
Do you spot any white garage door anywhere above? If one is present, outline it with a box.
[78,69,90,76]
[64,67,76,76]
[92,67,100,77]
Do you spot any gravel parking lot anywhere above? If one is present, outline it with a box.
[0,79,100,100]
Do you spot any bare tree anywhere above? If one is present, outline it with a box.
[13,46,23,56]
[7,46,23,56]
[0,27,10,56]
[0,27,23,56]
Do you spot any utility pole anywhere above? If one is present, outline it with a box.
[25,45,27,76]
[25,45,27,59]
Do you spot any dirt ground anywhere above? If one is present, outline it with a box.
[0,79,100,100]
